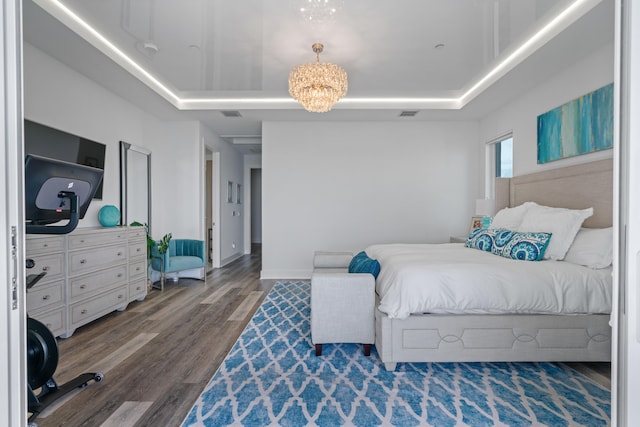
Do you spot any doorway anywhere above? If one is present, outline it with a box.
[205,148,221,269]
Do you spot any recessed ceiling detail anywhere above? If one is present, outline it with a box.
[31,0,605,112]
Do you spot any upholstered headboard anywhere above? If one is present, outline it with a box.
[495,159,613,228]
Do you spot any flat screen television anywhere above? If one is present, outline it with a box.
[24,119,106,199]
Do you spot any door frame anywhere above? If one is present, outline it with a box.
[1,0,27,424]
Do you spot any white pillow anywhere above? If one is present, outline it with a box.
[564,227,613,269]
[517,205,593,260]
[489,202,538,230]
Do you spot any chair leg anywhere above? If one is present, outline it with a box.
[161,272,165,291]
[315,344,322,356]
[363,344,371,357]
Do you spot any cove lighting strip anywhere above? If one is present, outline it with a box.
[34,0,601,111]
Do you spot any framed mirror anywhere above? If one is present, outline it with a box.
[120,141,151,231]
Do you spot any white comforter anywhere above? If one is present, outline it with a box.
[365,243,612,319]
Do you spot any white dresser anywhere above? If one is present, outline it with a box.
[26,226,148,338]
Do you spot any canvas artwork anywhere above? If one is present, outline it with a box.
[537,83,613,164]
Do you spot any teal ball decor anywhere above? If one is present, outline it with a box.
[98,205,120,227]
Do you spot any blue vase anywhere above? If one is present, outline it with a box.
[98,205,120,227]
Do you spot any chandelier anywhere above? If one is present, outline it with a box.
[288,43,348,113]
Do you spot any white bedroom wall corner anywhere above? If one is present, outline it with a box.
[479,41,615,177]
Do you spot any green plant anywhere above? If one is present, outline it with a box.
[130,221,156,259]
[157,233,172,255]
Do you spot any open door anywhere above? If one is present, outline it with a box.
[1,0,27,424]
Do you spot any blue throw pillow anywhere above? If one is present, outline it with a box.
[465,228,500,252]
[492,229,552,261]
[348,251,381,278]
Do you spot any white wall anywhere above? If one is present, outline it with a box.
[23,43,245,258]
[261,121,480,278]
[480,42,615,177]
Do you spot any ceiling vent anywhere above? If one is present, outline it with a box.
[399,110,419,117]
[221,110,242,118]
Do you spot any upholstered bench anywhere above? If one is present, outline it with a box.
[310,251,376,356]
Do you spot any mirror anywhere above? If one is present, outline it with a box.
[120,141,151,232]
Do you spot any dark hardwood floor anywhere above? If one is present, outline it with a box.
[32,243,611,426]
[35,244,274,427]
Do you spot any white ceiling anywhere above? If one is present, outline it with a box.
[22,0,614,153]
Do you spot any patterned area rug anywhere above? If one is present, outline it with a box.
[182,281,610,426]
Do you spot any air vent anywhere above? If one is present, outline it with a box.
[221,110,242,118]
[399,110,419,117]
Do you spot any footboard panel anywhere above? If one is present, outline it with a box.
[375,306,611,371]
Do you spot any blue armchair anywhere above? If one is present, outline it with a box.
[151,239,206,291]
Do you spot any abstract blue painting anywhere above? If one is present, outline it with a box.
[537,83,613,164]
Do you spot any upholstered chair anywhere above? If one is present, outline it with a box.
[151,239,206,291]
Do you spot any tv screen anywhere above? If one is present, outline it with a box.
[24,120,106,199]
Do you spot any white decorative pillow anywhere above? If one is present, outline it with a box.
[489,202,538,230]
[517,205,594,260]
[564,227,613,269]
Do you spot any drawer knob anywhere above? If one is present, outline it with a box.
[136,248,141,253]
[80,239,85,243]
[43,243,48,248]
[42,295,50,300]
[80,284,86,289]
[117,252,123,256]
[136,286,141,290]
[81,309,87,314]
[117,273,123,278]
[136,267,141,272]
[80,259,87,264]
[42,266,50,271]
[118,294,123,299]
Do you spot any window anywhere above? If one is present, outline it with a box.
[495,136,513,178]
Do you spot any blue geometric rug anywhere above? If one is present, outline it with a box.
[182,281,610,426]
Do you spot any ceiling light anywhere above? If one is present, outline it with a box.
[288,43,348,113]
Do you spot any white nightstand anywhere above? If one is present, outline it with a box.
[449,235,467,243]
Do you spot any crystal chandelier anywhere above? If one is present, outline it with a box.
[288,43,348,113]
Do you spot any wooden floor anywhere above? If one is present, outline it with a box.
[35,244,275,427]
[33,244,611,426]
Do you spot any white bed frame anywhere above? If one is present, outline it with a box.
[375,159,613,371]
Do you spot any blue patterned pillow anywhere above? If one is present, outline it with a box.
[465,228,500,252]
[491,229,551,261]
[348,251,381,278]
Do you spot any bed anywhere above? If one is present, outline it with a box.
[371,159,613,371]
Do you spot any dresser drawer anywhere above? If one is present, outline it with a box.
[68,229,127,250]
[68,265,127,302]
[27,253,65,281]
[68,244,127,275]
[129,241,146,259]
[27,280,64,312]
[26,235,65,255]
[129,277,147,300]
[129,259,147,280]
[128,227,147,240]
[69,285,128,327]
[29,307,65,338]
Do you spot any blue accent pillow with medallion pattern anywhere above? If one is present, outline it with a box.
[491,229,552,261]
